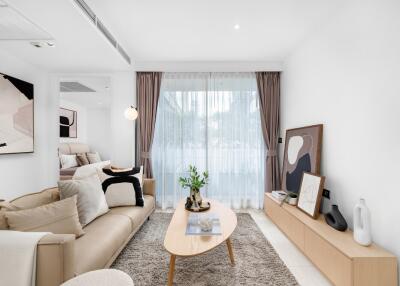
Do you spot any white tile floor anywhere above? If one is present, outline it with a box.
[248,209,332,286]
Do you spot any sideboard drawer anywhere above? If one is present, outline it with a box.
[304,228,352,286]
[264,195,304,250]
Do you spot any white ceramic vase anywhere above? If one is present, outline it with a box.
[353,198,372,246]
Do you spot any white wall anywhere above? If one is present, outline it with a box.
[59,98,87,144]
[109,72,136,167]
[134,61,283,72]
[86,107,111,160]
[0,49,59,200]
[281,0,400,270]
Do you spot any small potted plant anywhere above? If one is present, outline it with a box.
[179,165,209,211]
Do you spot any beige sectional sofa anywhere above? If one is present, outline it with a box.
[8,178,156,286]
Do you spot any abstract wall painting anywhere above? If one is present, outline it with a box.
[0,72,34,155]
[297,172,325,218]
[282,124,323,194]
[59,108,77,138]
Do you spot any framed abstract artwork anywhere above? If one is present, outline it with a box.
[0,72,34,155]
[59,108,77,138]
[282,124,323,194]
[297,172,325,218]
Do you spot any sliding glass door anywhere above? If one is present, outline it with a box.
[152,72,265,209]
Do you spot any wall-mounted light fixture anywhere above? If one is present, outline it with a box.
[124,105,138,120]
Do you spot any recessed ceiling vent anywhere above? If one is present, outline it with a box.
[60,81,95,92]
[73,0,131,65]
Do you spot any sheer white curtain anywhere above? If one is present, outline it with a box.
[152,72,265,209]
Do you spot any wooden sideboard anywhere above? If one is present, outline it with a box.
[264,193,398,286]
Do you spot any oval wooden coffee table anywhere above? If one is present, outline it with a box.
[164,199,237,286]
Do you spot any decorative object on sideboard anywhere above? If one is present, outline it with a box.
[60,107,77,138]
[296,172,325,219]
[124,105,138,120]
[179,165,209,212]
[271,190,287,202]
[281,124,323,194]
[353,198,372,246]
[324,204,348,231]
[0,72,34,154]
[286,192,298,205]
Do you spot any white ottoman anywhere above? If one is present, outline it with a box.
[61,269,134,286]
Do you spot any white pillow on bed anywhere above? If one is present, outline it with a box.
[60,155,78,169]
[72,161,111,179]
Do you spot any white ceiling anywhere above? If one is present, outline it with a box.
[60,76,111,109]
[0,0,130,72]
[86,0,344,62]
[0,0,344,72]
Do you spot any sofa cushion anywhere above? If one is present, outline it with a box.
[76,153,89,166]
[0,212,7,229]
[59,174,109,226]
[10,187,60,209]
[74,213,132,274]
[97,167,144,207]
[108,195,155,230]
[5,196,84,237]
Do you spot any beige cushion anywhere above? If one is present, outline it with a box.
[0,201,21,229]
[5,196,84,237]
[86,152,101,164]
[0,211,8,229]
[76,153,90,166]
[74,214,132,274]
[108,195,155,229]
[58,174,109,226]
[10,187,60,209]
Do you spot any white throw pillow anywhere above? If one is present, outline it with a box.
[58,173,109,226]
[86,152,102,164]
[60,154,78,169]
[73,161,111,179]
[97,169,136,207]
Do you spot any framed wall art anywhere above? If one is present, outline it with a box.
[0,72,34,155]
[282,124,323,194]
[297,172,325,218]
[59,108,77,138]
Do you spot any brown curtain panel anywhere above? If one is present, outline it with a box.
[136,72,162,178]
[256,72,281,193]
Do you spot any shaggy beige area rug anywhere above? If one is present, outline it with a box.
[111,213,298,286]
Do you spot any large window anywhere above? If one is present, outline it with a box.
[152,72,265,209]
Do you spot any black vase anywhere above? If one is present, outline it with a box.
[324,205,348,231]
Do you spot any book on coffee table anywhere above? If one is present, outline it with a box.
[185,212,222,236]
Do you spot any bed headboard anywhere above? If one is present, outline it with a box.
[59,143,90,155]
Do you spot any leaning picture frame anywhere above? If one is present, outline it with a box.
[297,172,325,219]
[281,124,323,195]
